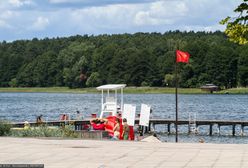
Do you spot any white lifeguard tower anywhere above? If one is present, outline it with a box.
[96,84,126,118]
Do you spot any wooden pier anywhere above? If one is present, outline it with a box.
[12,118,248,136]
[147,119,248,136]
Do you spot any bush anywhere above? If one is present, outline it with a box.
[61,125,78,138]
[0,120,12,136]
[10,126,63,137]
[10,125,79,138]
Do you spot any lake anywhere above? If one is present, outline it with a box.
[0,92,248,143]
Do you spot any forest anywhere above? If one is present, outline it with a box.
[0,31,248,88]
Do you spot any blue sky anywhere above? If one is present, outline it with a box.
[0,0,241,41]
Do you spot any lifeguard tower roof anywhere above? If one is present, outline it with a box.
[97,84,126,118]
[96,84,126,90]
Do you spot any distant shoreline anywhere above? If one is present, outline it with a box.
[0,87,248,94]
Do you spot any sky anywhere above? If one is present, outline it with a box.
[0,0,242,41]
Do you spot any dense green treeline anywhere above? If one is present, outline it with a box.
[0,31,248,88]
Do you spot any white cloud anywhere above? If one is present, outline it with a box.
[49,0,84,3]
[55,0,240,35]
[150,1,188,17]
[9,0,22,7]
[0,10,16,29]
[48,0,157,5]
[70,4,139,30]
[0,0,243,41]
[0,19,11,28]
[182,24,226,32]
[134,11,173,26]
[8,0,33,7]
[31,16,49,31]
[0,10,16,19]
[134,1,188,26]
[69,0,189,28]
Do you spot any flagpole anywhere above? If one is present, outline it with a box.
[175,50,178,143]
[175,49,190,143]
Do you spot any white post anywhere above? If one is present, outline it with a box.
[101,90,104,111]
[121,88,123,112]
[115,89,117,116]
[100,90,104,118]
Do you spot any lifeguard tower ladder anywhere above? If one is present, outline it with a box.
[188,113,197,134]
[96,84,126,118]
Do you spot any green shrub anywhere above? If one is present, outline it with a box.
[10,125,79,138]
[61,125,78,138]
[10,126,63,137]
[0,120,12,136]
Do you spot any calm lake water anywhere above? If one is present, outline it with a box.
[0,92,248,143]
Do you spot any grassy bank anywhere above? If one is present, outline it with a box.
[0,87,97,93]
[0,87,247,94]
[124,87,203,94]
[218,87,248,94]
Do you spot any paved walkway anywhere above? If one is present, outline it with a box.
[1,137,248,168]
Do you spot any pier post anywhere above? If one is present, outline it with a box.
[195,125,198,134]
[188,124,190,134]
[148,122,151,132]
[149,122,155,133]
[241,125,244,136]
[218,125,221,135]
[142,126,145,136]
[152,123,155,133]
[145,126,148,134]
[74,122,81,131]
[167,123,171,134]
[232,125,236,136]
[209,124,213,136]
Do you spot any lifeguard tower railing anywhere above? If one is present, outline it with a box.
[96,84,126,118]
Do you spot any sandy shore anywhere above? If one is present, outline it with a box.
[1,137,248,168]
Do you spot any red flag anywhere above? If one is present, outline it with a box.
[176,50,190,63]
